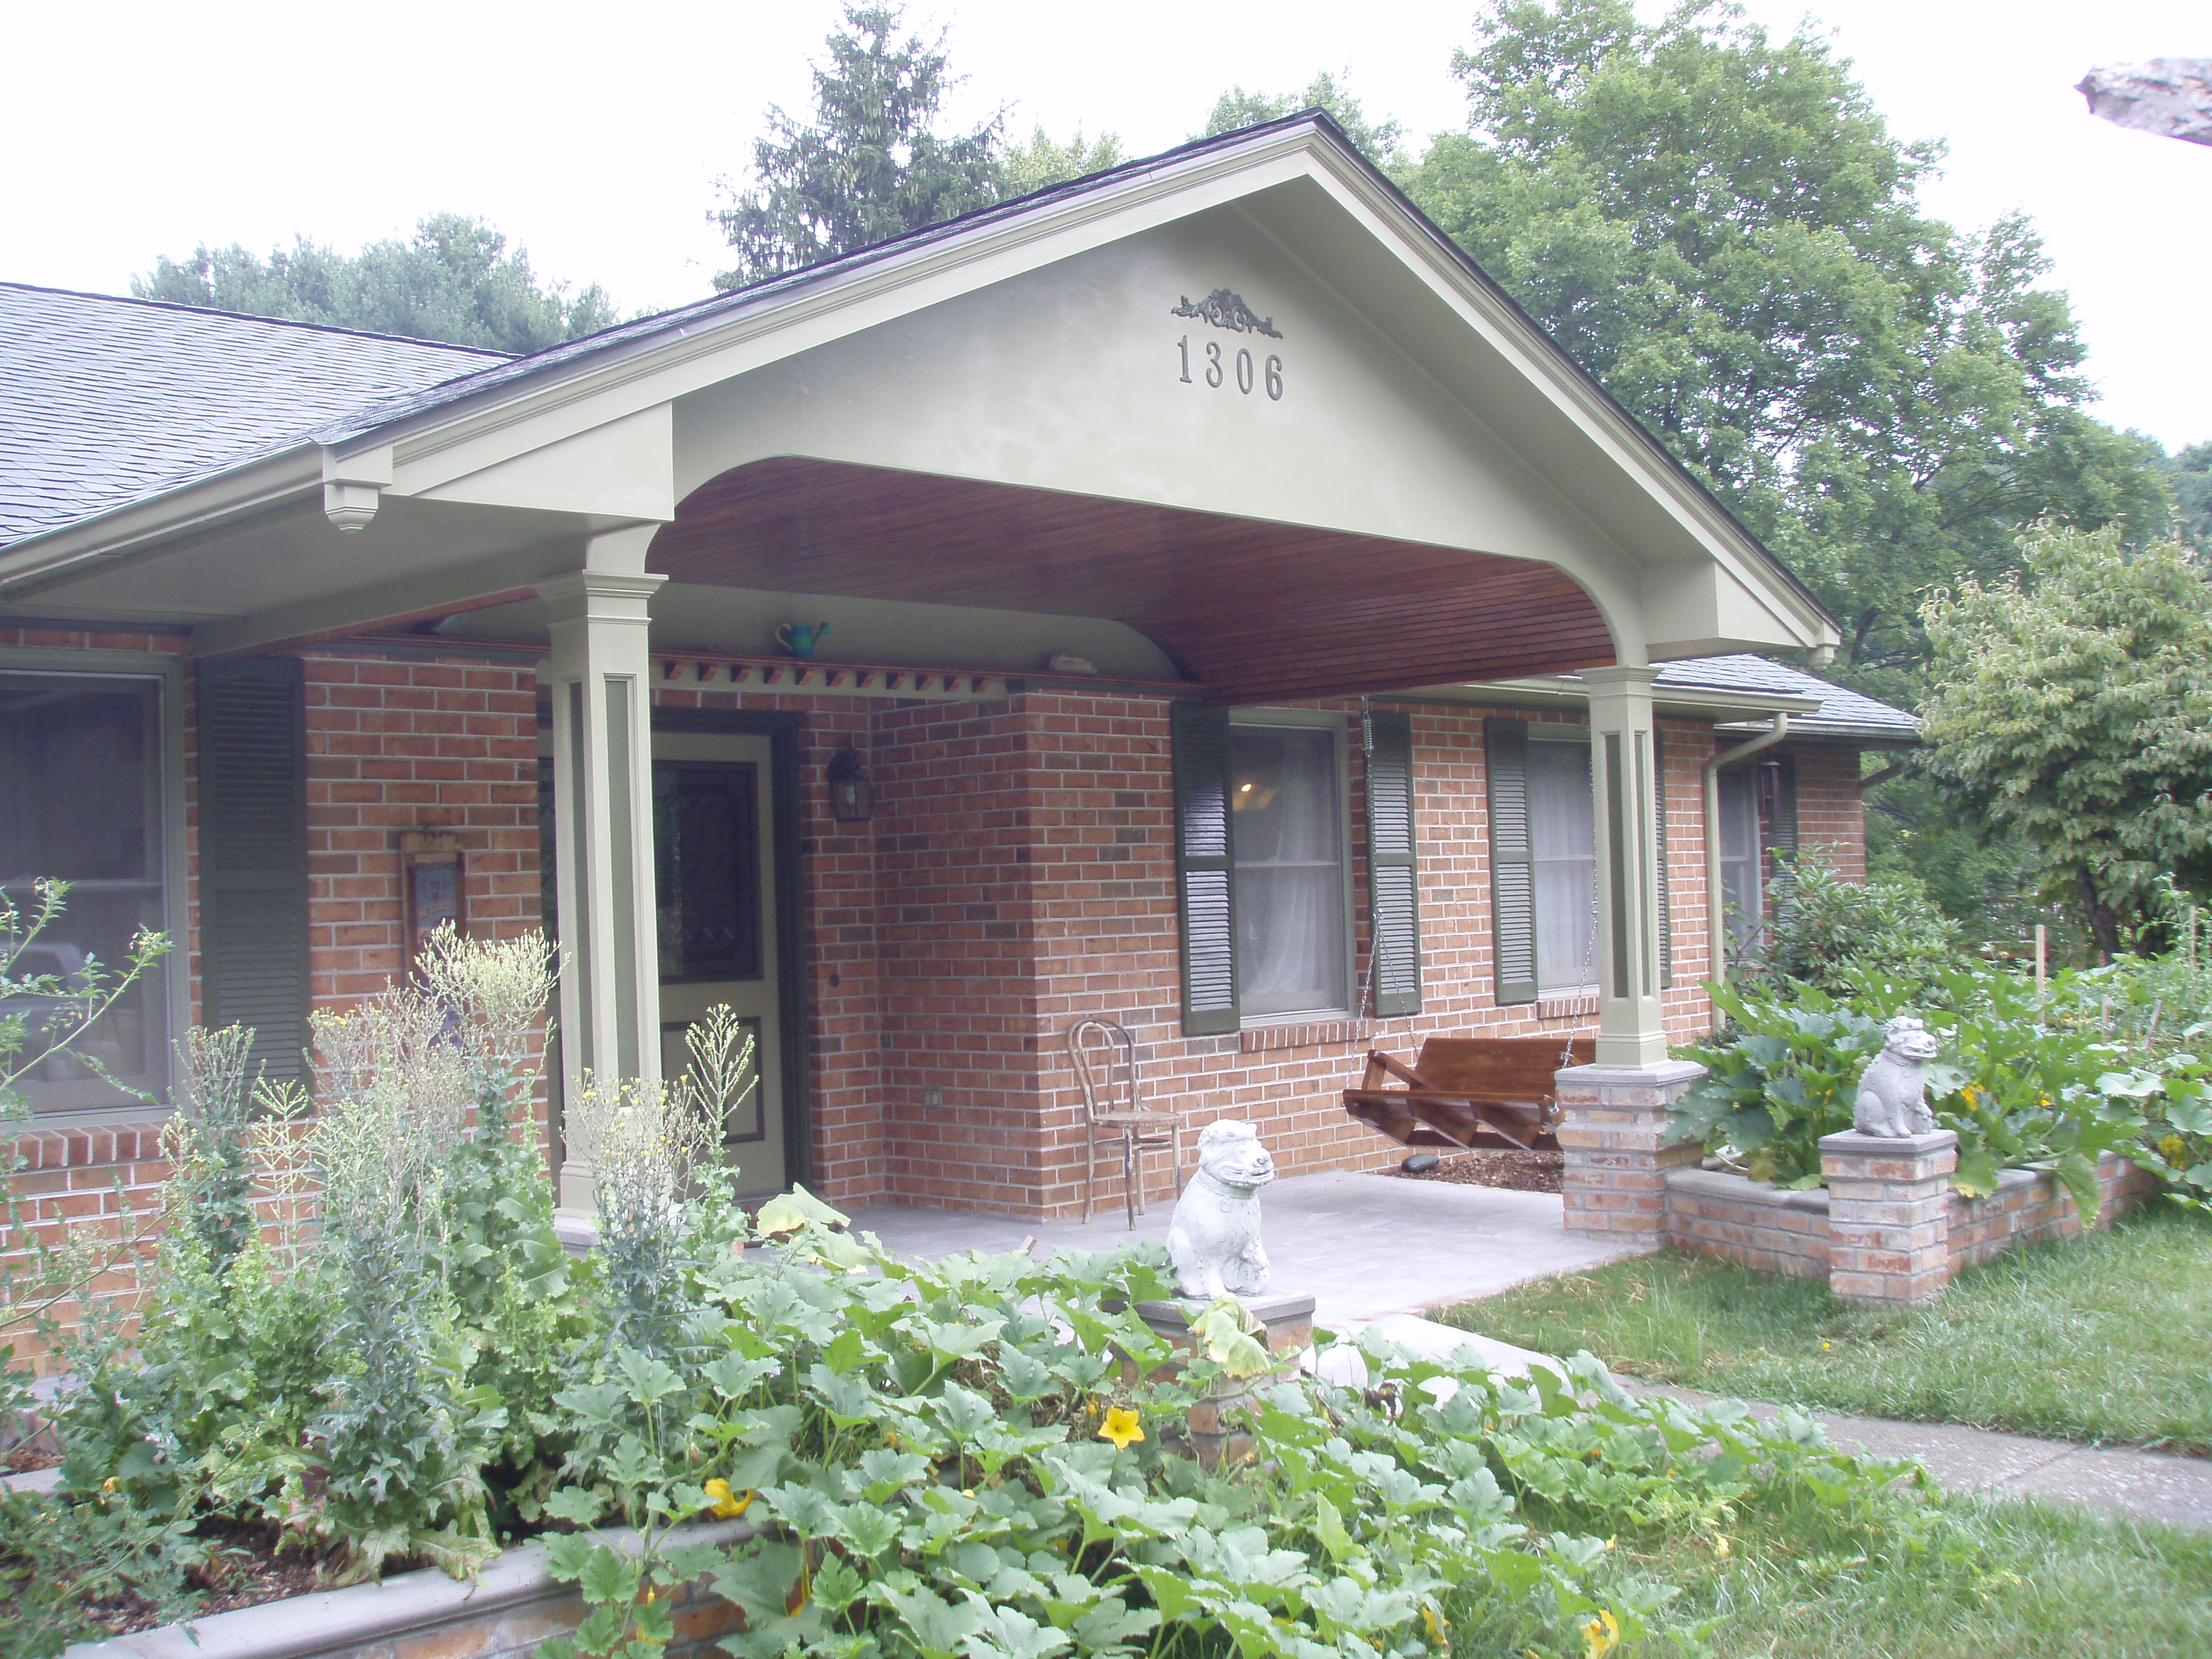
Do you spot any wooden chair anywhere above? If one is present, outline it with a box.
[1341,1035,1595,1153]
[1067,1018,1184,1228]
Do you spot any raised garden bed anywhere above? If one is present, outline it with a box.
[60,1519,754,1659]
[1660,1148,2162,1287]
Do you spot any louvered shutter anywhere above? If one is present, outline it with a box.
[1653,726,1673,989]
[199,657,311,1085]
[1172,703,1239,1035]
[1363,710,1422,1016]
[1770,752,1799,859]
[1484,719,1538,1006]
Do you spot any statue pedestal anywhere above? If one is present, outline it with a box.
[1131,1292,1315,1468]
[1821,1128,1958,1305]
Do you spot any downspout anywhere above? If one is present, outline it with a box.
[1702,713,1791,1015]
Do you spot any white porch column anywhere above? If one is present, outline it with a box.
[1584,666,1669,1069]
[539,559,667,1214]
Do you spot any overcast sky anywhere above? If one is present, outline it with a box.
[5,0,2202,450]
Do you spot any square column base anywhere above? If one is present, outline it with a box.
[1556,1061,1707,1241]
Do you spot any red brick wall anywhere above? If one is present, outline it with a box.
[300,652,544,1006]
[1787,744,1866,883]
[8,630,1865,1227]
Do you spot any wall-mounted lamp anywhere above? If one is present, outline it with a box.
[827,747,874,823]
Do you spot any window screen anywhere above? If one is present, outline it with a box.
[1230,724,1346,1017]
[1529,738,1597,993]
[0,673,168,1110]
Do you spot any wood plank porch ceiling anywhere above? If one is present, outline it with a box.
[649,458,1616,706]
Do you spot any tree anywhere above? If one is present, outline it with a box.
[133,213,618,354]
[1403,1,2171,708]
[1918,523,2212,957]
[713,4,1003,289]
[1198,71,1406,166]
[998,125,1125,197]
[2157,439,2212,552]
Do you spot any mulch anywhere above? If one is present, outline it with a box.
[1385,1149,1565,1193]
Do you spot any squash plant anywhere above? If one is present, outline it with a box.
[537,1203,1920,1659]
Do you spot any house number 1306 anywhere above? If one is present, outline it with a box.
[1177,336,1283,400]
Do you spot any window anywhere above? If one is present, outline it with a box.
[1717,753,1796,958]
[1716,764,1761,953]
[1172,706,1419,1036]
[1486,717,1668,1006]
[1528,737,1598,993]
[0,672,170,1111]
[1230,723,1348,1017]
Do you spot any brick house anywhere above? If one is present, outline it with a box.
[1,114,1912,1224]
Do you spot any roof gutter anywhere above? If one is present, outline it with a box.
[1702,714,1791,1006]
[0,445,322,598]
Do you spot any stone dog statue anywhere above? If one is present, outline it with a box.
[1166,1120,1276,1299]
[1854,1015,1941,1138]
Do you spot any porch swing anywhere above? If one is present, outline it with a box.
[1339,705,1593,1154]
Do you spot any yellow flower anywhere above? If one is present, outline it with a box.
[2159,1134,2188,1164]
[1714,1535,1732,1557]
[703,1478,753,1519]
[1097,1407,1145,1451]
[1583,1611,1621,1659]
[100,1478,119,1493]
[1422,1605,1449,1643]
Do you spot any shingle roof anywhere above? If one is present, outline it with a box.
[1655,653,1917,735]
[0,282,503,547]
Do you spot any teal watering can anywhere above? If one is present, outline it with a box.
[775,621,830,659]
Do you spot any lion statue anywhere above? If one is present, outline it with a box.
[1854,1015,1941,1138]
[1166,1120,1276,1299]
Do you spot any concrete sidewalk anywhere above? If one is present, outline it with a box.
[846,1169,1646,1329]
[1623,1380,2212,1534]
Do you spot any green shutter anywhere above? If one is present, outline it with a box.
[1485,719,1538,1006]
[1172,703,1239,1035]
[1653,725,1673,990]
[198,657,312,1086]
[1363,709,1422,1016]
[1769,752,1799,859]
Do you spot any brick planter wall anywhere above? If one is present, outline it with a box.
[1657,1151,2164,1301]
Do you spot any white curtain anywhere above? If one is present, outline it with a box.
[1529,739,1596,992]
[1231,725,1346,1016]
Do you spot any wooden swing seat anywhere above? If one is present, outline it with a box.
[1341,1035,1594,1153]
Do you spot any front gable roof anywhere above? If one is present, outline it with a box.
[0,114,1839,664]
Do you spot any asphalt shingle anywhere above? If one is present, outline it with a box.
[0,283,503,548]
[1654,652,1917,734]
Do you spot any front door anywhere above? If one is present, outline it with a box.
[652,730,788,1197]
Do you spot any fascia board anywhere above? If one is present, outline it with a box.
[0,449,323,597]
[1391,676,1822,719]
[1719,721,1919,744]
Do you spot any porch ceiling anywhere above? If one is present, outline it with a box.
[649,458,1615,706]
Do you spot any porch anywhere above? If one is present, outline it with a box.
[849,1166,1646,1327]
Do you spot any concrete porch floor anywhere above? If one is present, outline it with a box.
[846,1169,1645,1329]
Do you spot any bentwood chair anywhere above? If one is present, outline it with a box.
[1067,1017,1184,1229]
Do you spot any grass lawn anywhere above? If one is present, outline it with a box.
[1445,1201,2212,1452]
[1635,1491,2212,1658]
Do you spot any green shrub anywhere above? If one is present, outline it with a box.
[1736,855,1965,997]
[0,1485,204,1659]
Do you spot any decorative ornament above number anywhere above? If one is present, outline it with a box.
[1170,288,1283,339]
